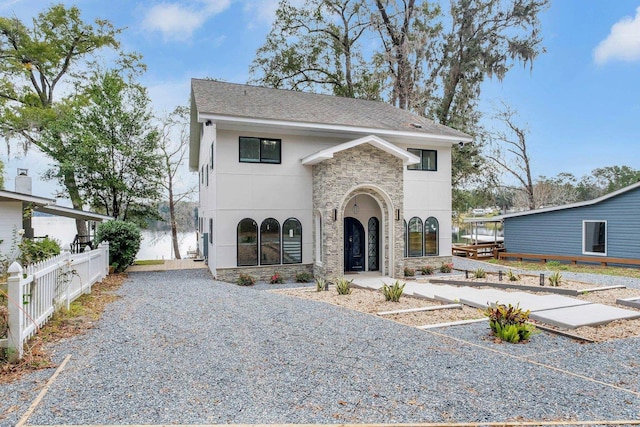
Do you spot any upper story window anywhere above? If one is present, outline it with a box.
[239,136,281,164]
[407,148,437,171]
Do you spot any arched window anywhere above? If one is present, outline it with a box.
[403,219,408,258]
[237,218,257,266]
[425,217,439,256]
[282,218,302,264]
[260,218,281,265]
[408,217,423,257]
[315,213,323,264]
[368,217,379,271]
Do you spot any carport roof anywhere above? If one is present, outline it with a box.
[0,189,113,222]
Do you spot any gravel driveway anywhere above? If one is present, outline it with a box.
[2,268,640,425]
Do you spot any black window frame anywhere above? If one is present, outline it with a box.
[407,217,424,257]
[282,218,302,264]
[407,148,437,171]
[239,136,282,164]
[237,218,258,266]
[424,217,439,256]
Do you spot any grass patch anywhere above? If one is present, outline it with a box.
[133,259,165,266]
[0,273,127,384]
[488,259,640,279]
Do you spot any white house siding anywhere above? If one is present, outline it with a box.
[198,123,217,270]
[0,202,23,255]
[399,142,453,257]
[211,130,338,271]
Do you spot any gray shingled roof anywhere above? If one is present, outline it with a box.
[191,79,471,140]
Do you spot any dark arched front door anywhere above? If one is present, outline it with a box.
[344,217,365,272]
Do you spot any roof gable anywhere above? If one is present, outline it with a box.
[301,135,420,166]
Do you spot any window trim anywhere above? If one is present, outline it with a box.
[407,148,437,171]
[407,216,424,257]
[424,216,439,256]
[260,218,281,265]
[282,217,302,265]
[237,218,258,266]
[239,136,282,164]
[582,220,607,256]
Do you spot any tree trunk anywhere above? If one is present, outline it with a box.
[168,181,181,259]
[62,169,89,244]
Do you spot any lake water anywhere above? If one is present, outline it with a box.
[32,217,198,260]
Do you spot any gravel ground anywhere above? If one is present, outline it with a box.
[2,268,640,425]
[453,256,640,290]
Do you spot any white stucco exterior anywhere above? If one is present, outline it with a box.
[190,80,471,280]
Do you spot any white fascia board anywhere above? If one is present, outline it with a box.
[198,113,473,145]
[301,134,421,166]
[37,205,114,221]
[0,190,55,205]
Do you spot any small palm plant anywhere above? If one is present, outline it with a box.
[335,277,353,295]
[382,280,405,302]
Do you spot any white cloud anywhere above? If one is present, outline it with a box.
[594,6,640,65]
[241,0,279,28]
[142,0,231,42]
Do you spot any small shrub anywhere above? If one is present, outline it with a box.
[269,272,284,284]
[335,277,353,295]
[295,271,313,283]
[420,265,434,275]
[473,268,486,279]
[484,302,535,344]
[315,277,326,292]
[404,267,415,277]
[507,270,520,281]
[382,280,405,302]
[18,237,61,266]
[237,273,256,286]
[96,220,142,273]
[439,262,453,273]
[548,271,562,287]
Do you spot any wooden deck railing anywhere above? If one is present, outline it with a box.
[452,243,504,260]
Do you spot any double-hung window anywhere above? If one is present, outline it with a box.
[407,148,437,171]
[239,137,281,164]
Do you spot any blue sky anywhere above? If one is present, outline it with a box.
[2,0,640,196]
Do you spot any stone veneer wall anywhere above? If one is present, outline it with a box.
[403,256,453,272]
[312,143,405,279]
[216,264,314,284]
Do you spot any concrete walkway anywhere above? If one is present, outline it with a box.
[351,275,640,329]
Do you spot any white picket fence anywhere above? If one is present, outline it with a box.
[0,243,109,361]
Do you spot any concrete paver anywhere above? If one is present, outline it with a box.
[530,303,640,329]
[351,275,640,329]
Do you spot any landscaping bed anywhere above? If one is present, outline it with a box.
[272,276,640,343]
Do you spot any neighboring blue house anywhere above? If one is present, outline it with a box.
[499,182,640,260]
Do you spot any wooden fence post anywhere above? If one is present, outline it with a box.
[7,262,24,362]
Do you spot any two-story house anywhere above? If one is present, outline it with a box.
[189,79,472,282]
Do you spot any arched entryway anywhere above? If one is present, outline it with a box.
[343,192,385,274]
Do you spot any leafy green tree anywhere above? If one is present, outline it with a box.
[250,0,379,99]
[42,70,163,226]
[592,165,640,194]
[251,0,549,197]
[0,158,4,189]
[0,4,140,236]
